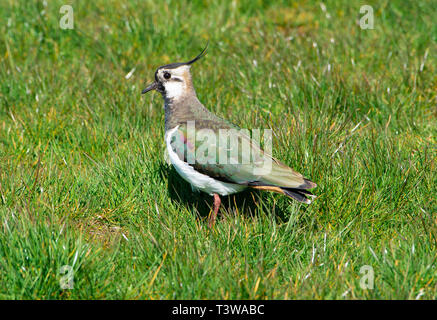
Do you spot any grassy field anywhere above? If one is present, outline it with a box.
[0,0,436,299]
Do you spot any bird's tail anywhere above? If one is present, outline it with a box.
[280,187,316,204]
[250,185,316,204]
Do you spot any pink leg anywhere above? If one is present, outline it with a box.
[208,193,221,228]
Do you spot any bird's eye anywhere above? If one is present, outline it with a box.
[163,72,171,80]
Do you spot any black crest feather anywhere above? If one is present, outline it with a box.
[157,42,209,71]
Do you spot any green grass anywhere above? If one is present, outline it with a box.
[0,0,436,299]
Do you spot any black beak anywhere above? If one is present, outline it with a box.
[142,82,158,94]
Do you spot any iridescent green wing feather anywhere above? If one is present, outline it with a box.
[169,121,316,190]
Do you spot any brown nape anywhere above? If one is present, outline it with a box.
[251,185,314,204]
[180,68,195,93]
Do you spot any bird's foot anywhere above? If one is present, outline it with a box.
[208,193,221,228]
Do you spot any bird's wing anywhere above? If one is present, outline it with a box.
[168,121,316,190]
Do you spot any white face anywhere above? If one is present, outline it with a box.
[156,65,191,100]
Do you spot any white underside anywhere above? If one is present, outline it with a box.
[165,126,247,196]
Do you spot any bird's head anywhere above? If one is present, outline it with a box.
[142,44,208,101]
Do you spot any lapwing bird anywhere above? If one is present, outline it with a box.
[142,45,316,227]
